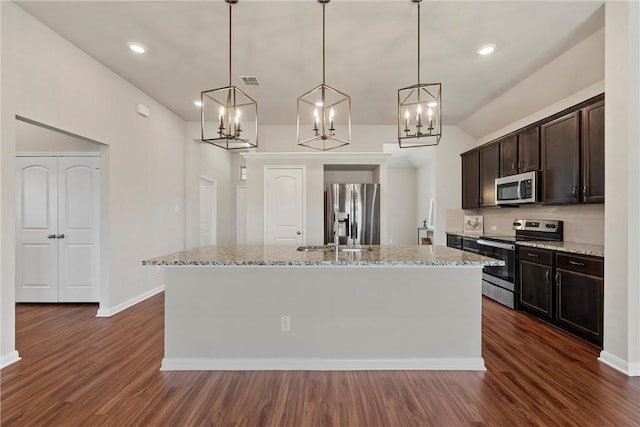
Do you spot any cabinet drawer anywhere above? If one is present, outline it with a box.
[556,253,603,277]
[447,235,463,249]
[518,246,553,265]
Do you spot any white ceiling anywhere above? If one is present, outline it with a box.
[16,0,604,131]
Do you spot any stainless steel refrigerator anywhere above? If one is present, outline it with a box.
[325,184,380,245]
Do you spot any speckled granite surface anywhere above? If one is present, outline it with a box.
[516,241,604,257]
[142,245,505,267]
[446,231,604,257]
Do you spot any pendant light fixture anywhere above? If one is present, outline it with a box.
[398,0,442,148]
[297,0,351,151]
[201,0,258,150]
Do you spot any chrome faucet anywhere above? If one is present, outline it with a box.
[334,208,340,254]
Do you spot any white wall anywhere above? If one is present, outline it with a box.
[1,3,186,364]
[243,152,390,246]
[601,0,640,376]
[184,122,242,249]
[16,120,101,153]
[387,167,417,245]
[458,27,605,140]
[258,125,396,152]
[416,159,435,230]
[432,126,477,245]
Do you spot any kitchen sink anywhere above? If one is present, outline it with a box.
[296,245,327,252]
[296,245,371,253]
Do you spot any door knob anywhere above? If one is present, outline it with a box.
[296,231,301,235]
[56,234,65,239]
[47,234,56,239]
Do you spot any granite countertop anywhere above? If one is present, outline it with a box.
[142,245,505,267]
[516,241,604,257]
[446,231,604,257]
[446,231,493,239]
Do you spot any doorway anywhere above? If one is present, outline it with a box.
[14,118,106,306]
[199,177,217,246]
[264,167,305,245]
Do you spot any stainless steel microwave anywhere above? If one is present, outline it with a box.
[495,171,537,205]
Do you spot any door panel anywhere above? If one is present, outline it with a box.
[16,157,58,302]
[199,178,216,246]
[266,168,304,245]
[237,186,247,245]
[58,157,100,302]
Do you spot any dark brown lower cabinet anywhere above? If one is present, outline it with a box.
[555,253,604,347]
[518,247,554,320]
[516,247,604,348]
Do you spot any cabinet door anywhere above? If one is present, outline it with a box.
[556,268,603,347]
[461,151,480,209]
[519,261,553,320]
[541,111,580,204]
[581,100,605,203]
[518,127,540,172]
[479,143,499,207]
[499,135,517,177]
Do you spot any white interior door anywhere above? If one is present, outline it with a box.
[15,157,59,302]
[237,186,247,245]
[199,178,216,246]
[16,156,100,303]
[57,157,100,302]
[265,167,304,245]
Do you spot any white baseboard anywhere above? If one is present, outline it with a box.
[598,351,638,376]
[96,286,164,317]
[1,351,21,369]
[161,357,486,371]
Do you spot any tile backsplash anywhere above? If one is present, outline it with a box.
[447,204,604,245]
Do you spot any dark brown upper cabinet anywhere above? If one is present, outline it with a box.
[541,111,580,204]
[499,135,518,176]
[581,100,605,203]
[461,150,480,209]
[518,127,540,173]
[499,129,540,177]
[479,143,499,207]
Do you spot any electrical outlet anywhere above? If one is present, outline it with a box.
[491,226,497,231]
[280,315,291,332]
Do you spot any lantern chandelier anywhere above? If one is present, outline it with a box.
[297,0,351,151]
[201,0,258,150]
[398,0,442,148]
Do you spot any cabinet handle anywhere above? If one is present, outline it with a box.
[572,186,577,198]
[519,160,524,170]
[569,260,585,267]
[527,252,539,258]
[555,272,560,285]
[478,197,483,205]
[545,269,550,284]
[584,186,589,198]
[47,234,56,239]
[56,234,65,239]
[512,161,515,171]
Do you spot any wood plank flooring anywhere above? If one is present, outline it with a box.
[1,294,638,426]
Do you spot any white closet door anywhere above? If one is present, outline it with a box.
[265,168,304,245]
[15,157,59,302]
[57,157,100,302]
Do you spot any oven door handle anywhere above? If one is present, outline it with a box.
[477,239,515,251]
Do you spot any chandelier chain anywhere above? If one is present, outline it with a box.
[228,1,232,87]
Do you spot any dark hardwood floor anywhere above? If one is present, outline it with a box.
[1,294,638,426]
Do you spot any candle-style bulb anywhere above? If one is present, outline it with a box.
[416,105,422,128]
[329,108,335,131]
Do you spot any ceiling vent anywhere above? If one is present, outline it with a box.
[239,76,260,87]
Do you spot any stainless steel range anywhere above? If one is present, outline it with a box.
[477,219,563,309]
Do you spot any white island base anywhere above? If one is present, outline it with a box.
[161,265,485,371]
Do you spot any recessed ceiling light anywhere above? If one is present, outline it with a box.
[128,42,147,54]
[193,100,203,107]
[476,44,496,56]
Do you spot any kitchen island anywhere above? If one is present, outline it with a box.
[143,245,502,371]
